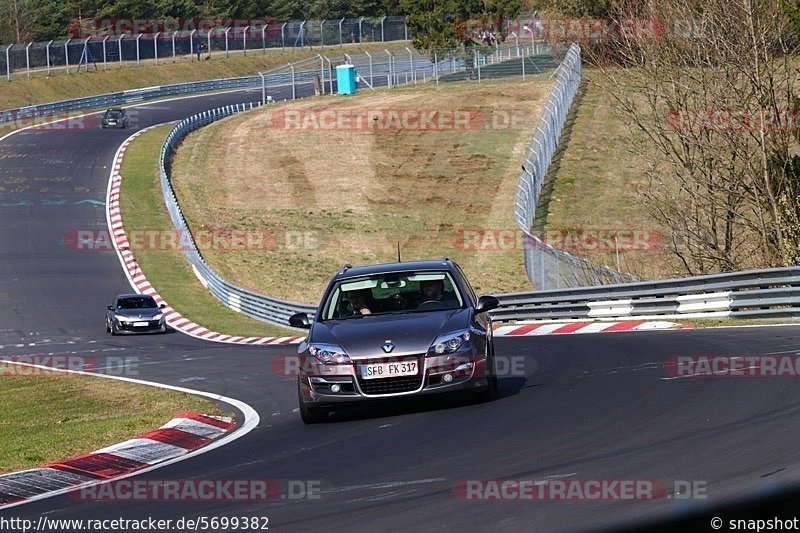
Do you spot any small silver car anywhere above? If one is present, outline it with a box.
[106,294,166,335]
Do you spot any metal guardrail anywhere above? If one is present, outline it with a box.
[0,75,262,126]
[492,266,800,322]
[159,102,318,328]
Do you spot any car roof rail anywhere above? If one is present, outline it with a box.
[439,256,451,263]
[338,263,353,275]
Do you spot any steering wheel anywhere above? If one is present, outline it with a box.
[417,300,446,310]
[391,293,406,310]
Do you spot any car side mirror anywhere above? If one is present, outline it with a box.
[475,295,500,314]
[289,312,312,329]
[107,305,114,311]
[159,303,166,309]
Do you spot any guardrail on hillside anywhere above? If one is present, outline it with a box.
[492,266,800,322]
[159,102,318,328]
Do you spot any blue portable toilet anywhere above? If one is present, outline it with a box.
[336,64,357,95]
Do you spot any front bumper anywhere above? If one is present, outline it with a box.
[113,318,165,333]
[299,352,490,407]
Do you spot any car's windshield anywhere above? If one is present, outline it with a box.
[117,296,157,309]
[322,271,463,320]
[107,110,123,118]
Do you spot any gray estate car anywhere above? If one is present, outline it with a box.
[288,259,500,424]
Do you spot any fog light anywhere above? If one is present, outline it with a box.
[443,373,454,383]
[330,384,341,393]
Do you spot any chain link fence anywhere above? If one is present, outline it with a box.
[0,16,410,79]
[514,43,638,289]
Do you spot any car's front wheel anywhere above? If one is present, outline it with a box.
[476,344,497,403]
[298,379,328,424]
[110,322,119,336]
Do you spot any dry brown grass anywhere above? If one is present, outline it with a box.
[540,70,685,280]
[172,77,553,303]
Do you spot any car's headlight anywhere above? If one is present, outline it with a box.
[429,330,471,355]
[308,344,351,364]
[153,314,163,320]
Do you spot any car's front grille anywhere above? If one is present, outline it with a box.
[358,376,424,395]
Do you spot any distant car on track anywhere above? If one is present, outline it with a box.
[288,258,500,424]
[101,108,130,129]
[106,294,166,335]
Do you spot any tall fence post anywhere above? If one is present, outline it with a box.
[154,32,161,63]
[380,16,386,42]
[102,36,108,70]
[225,27,231,58]
[365,51,373,86]
[320,20,326,47]
[118,36,123,66]
[136,33,142,65]
[64,39,71,73]
[25,42,32,77]
[339,18,345,48]
[262,24,267,53]
[281,23,287,51]
[290,64,296,99]
[46,40,53,75]
[243,25,249,56]
[171,32,176,62]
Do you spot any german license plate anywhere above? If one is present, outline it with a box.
[133,321,148,327]
[361,361,418,379]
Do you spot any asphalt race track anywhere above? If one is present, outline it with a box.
[1,84,800,531]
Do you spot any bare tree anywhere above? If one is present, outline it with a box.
[589,0,800,274]
[0,0,47,44]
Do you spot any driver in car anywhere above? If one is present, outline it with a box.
[346,289,373,315]
[417,279,459,307]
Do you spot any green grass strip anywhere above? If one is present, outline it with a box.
[118,124,298,337]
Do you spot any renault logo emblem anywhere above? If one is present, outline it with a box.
[382,341,395,353]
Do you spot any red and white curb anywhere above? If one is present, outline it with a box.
[106,127,304,346]
[493,321,691,337]
[0,412,233,508]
